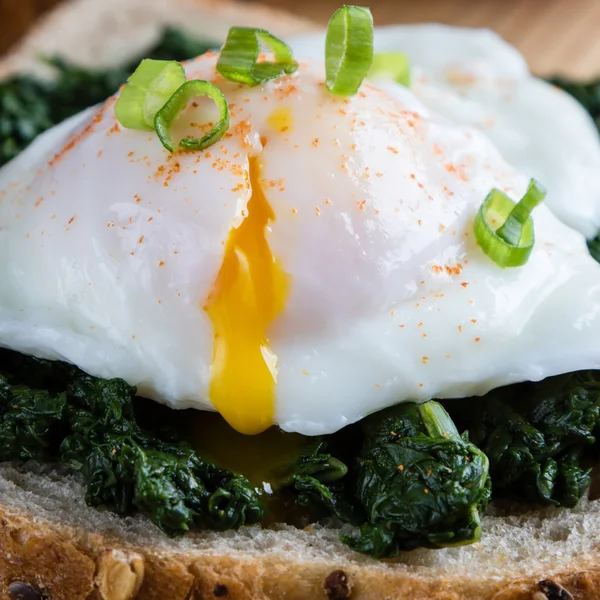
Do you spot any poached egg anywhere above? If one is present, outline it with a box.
[2,38,600,436]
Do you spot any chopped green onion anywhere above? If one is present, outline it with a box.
[368,52,411,87]
[217,27,298,85]
[154,80,230,153]
[115,59,186,130]
[474,179,547,268]
[325,5,374,96]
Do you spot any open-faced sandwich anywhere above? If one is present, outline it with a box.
[3,1,600,599]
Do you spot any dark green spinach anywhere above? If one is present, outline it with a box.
[341,401,491,558]
[446,371,600,507]
[0,348,495,556]
[0,350,264,533]
[279,441,358,524]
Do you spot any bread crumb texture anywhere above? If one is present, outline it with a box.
[0,465,600,599]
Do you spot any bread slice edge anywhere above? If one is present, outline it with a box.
[2,463,600,600]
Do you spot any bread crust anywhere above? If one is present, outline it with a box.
[1,501,600,600]
[1,1,600,598]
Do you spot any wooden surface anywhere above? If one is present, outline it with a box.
[265,0,600,78]
[1,0,600,77]
[0,0,59,53]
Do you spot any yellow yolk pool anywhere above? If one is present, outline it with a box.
[267,106,294,134]
[204,155,288,434]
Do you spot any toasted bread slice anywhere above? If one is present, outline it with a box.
[0,2,599,599]
[2,464,600,600]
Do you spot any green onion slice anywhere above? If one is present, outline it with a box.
[474,179,547,268]
[154,80,230,153]
[368,52,411,87]
[217,27,298,85]
[325,5,374,96]
[115,59,186,130]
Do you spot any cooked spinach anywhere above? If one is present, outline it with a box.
[0,28,214,166]
[0,375,67,462]
[341,401,491,558]
[279,440,358,525]
[1,347,496,555]
[0,76,52,165]
[0,350,264,533]
[446,371,600,507]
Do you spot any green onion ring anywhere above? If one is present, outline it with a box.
[115,59,186,130]
[217,27,298,85]
[325,5,374,96]
[368,52,411,87]
[154,80,230,153]
[474,179,547,268]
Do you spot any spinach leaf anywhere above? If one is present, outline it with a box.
[0,76,54,164]
[0,375,67,461]
[446,371,600,507]
[0,351,264,533]
[588,236,600,263]
[341,401,491,558]
[0,28,214,167]
[279,441,358,524]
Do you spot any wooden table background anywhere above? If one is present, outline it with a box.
[2,0,600,77]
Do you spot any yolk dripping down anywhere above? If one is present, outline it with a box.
[204,156,288,435]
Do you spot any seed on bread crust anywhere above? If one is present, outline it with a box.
[324,570,353,599]
[536,580,574,600]
[95,549,145,600]
[7,582,45,600]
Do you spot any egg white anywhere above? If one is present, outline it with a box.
[291,25,600,239]
[2,48,600,435]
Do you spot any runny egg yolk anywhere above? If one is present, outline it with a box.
[267,106,294,133]
[204,156,288,434]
